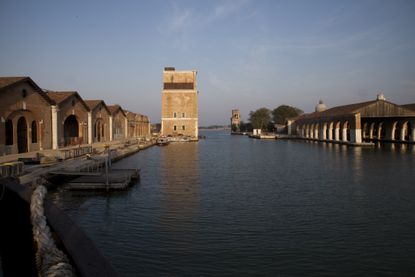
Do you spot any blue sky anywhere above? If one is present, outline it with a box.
[1,0,414,125]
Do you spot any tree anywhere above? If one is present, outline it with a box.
[272,105,303,125]
[239,121,252,132]
[249,108,271,130]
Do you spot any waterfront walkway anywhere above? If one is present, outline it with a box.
[0,138,155,186]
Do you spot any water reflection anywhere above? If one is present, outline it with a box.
[159,143,200,230]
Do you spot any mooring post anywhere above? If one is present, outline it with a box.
[104,144,110,192]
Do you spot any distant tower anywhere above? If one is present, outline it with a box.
[315,100,327,112]
[161,67,198,138]
[231,109,241,132]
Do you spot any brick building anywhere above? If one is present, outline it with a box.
[161,67,198,138]
[46,91,90,147]
[85,100,111,143]
[125,111,151,139]
[1,76,151,155]
[0,77,54,154]
[108,105,127,141]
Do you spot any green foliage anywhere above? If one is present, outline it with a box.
[272,105,303,124]
[239,121,252,132]
[249,107,271,130]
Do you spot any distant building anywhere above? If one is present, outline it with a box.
[46,91,90,148]
[125,111,151,139]
[231,109,241,132]
[84,100,111,143]
[107,105,127,141]
[291,95,415,144]
[161,67,198,138]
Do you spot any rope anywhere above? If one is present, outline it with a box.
[30,185,76,277]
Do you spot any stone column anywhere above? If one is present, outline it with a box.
[195,120,198,138]
[400,124,406,141]
[350,114,362,143]
[51,105,58,150]
[369,123,374,139]
[125,117,128,138]
[314,127,319,140]
[39,120,43,150]
[334,126,340,141]
[377,124,383,140]
[342,128,348,142]
[321,125,327,140]
[88,112,92,144]
[109,116,113,141]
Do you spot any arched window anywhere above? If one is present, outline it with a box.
[5,119,13,145]
[31,121,38,143]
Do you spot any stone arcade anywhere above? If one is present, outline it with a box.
[290,94,415,144]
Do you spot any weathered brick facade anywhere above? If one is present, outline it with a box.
[47,91,90,147]
[0,76,151,155]
[85,100,111,143]
[161,67,198,138]
[0,77,54,155]
[108,105,127,141]
[126,111,151,139]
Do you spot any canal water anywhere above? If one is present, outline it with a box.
[50,131,415,276]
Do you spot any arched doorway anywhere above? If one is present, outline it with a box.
[64,115,79,146]
[17,117,28,153]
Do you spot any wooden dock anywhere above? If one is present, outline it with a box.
[67,168,139,191]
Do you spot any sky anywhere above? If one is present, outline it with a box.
[1,0,414,125]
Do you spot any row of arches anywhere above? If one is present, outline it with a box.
[297,121,354,142]
[296,119,415,143]
[94,119,106,142]
[362,121,414,141]
[5,117,38,153]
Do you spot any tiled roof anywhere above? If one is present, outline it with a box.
[300,100,378,120]
[107,105,126,117]
[0,77,27,89]
[84,100,102,109]
[46,91,90,111]
[296,99,415,122]
[84,100,111,115]
[402,103,415,112]
[0,76,55,105]
[46,91,76,104]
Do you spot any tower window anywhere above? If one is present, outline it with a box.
[182,125,186,131]
[173,125,177,131]
[173,112,177,118]
[182,112,185,118]
[22,89,27,98]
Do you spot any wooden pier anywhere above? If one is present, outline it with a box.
[67,169,139,191]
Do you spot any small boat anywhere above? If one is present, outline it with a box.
[156,137,170,146]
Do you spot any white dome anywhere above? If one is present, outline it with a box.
[315,100,327,112]
[377,93,386,101]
